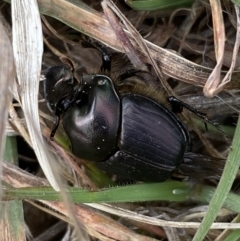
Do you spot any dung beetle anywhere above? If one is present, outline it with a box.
[44,49,222,182]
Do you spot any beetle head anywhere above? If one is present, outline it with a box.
[44,66,78,113]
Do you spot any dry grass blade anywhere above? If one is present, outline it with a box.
[102,0,172,94]
[2,162,49,187]
[35,0,240,89]
[86,203,240,230]
[102,1,146,71]
[3,160,240,231]
[214,214,240,241]
[9,104,31,146]
[203,3,240,97]
[0,17,15,196]
[1,0,239,240]
[218,5,240,90]
[0,208,26,241]
[39,201,156,241]
[2,162,158,241]
[50,141,98,190]
[11,0,60,190]
[203,0,225,97]
[10,0,92,235]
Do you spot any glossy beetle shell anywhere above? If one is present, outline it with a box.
[61,75,190,182]
[97,94,188,182]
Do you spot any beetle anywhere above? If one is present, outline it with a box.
[44,49,222,182]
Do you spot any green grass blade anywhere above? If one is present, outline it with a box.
[192,115,240,241]
[4,181,240,213]
[2,136,26,241]
[4,181,191,203]
[223,229,240,241]
[231,0,240,7]
[125,0,194,11]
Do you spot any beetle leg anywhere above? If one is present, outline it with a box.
[50,97,68,140]
[81,39,112,72]
[168,96,224,135]
[50,84,83,140]
[50,115,60,140]
[100,46,111,72]
[50,98,73,140]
